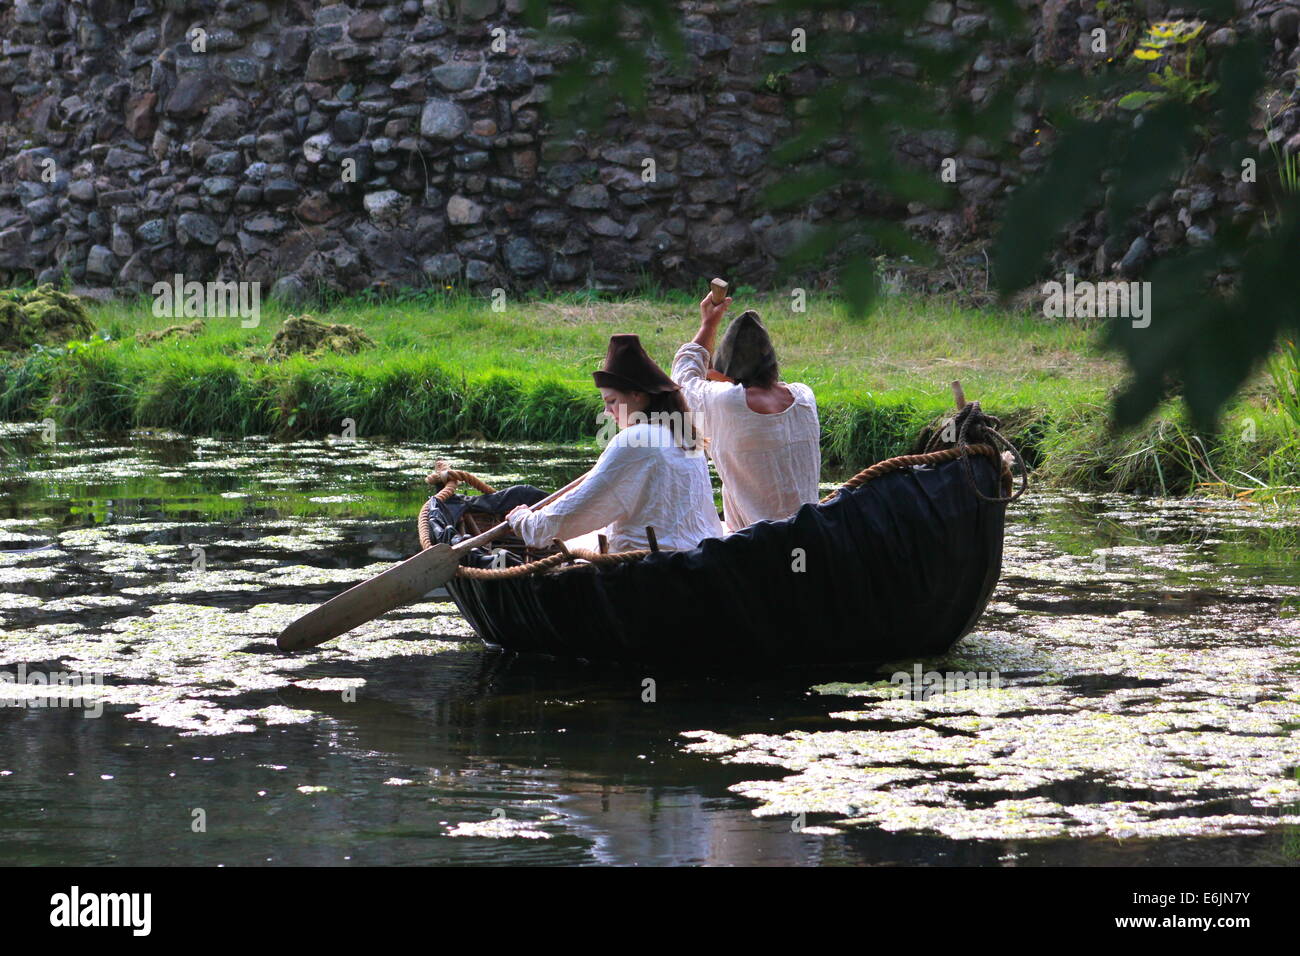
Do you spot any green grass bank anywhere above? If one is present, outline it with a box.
[2,287,1297,496]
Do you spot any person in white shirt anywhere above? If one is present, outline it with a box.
[672,294,820,532]
[506,334,724,553]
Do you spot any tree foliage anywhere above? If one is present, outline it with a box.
[524,0,1298,429]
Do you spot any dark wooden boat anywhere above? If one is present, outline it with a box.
[419,436,1016,671]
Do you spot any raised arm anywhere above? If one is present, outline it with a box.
[673,291,735,398]
[691,290,732,355]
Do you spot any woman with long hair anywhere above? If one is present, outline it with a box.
[505,334,724,553]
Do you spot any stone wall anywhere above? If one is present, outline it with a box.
[1014,0,1300,285]
[1,0,1298,301]
[0,0,885,300]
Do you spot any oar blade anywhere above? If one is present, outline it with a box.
[277,544,461,651]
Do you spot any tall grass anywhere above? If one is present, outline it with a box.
[0,341,1061,467]
[1,290,1296,492]
[1269,337,1300,433]
[1038,398,1300,495]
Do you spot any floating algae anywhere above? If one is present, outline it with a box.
[684,493,1300,843]
[267,314,376,360]
[6,431,1300,858]
[0,285,94,352]
[0,585,471,737]
[0,432,484,737]
[445,817,556,839]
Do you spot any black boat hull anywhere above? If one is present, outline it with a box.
[435,454,1007,671]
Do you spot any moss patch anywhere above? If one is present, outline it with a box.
[0,285,93,352]
[268,315,376,360]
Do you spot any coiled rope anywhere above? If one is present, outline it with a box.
[426,461,497,501]
[919,401,1027,503]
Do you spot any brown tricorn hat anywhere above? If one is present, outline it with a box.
[713,310,777,384]
[592,334,680,394]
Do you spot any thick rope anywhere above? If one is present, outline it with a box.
[455,547,652,580]
[426,463,497,502]
[920,401,1028,503]
[457,550,569,579]
[418,498,437,552]
[819,443,1011,503]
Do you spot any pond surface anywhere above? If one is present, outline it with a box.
[1,424,1298,866]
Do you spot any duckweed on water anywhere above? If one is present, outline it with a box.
[684,494,1300,842]
[3,432,1299,851]
[444,817,555,840]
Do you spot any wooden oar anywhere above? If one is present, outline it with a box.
[276,471,588,651]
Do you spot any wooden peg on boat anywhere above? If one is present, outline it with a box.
[951,380,967,410]
[597,534,608,554]
[645,526,659,553]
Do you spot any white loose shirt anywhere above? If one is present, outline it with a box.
[672,342,821,532]
[506,422,725,553]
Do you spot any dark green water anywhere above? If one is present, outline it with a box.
[1,424,1297,865]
